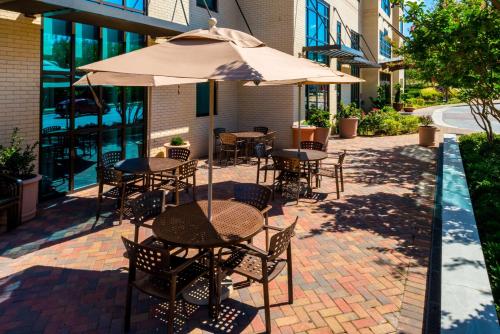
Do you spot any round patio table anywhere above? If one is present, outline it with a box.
[114,157,182,174]
[153,200,263,317]
[114,157,183,190]
[230,131,266,161]
[272,148,327,162]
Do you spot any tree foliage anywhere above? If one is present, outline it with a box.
[396,0,500,142]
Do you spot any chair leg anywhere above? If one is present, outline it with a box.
[256,158,261,184]
[265,213,269,251]
[263,278,271,333]
[192,175,197,201]
[335,166,340,199]
[119,182,127,225]
[124,284,133,332]
[264,157,268,182]
[95,181,104,221]
[133,225,140,243]
[175,185,180,206]
[287,245,293,304]
[234,149,237,167]
[340,166,344,192]
[168,278,177,334]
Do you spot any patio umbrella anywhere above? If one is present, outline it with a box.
[75,18,346,221]
[245,73,365,152]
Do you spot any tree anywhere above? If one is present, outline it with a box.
[395,0,500,142]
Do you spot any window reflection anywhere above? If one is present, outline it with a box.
[74,86,99,129]
[102,28,124,59]
[43,18,71,72]
[75,24,99,67]
[73,131,98,190]
[125,87,144,125]
[102,86,123,127]
[42,74,71,131]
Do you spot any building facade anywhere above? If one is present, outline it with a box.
[0,0,404,198]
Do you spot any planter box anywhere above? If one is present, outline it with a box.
[292,126,316,148]
[314,127,331,151]
[164,141,191,157]
[393,102,404,111]
[419,126,437,147]
[21,174,42,222]
[339,118,358,139]
[404,106,416,112]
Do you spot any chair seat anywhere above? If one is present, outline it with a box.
[132,257,208,300]
[222,248,287,283]
[316,167,338,178]
[103,183,143,199]
[156,179,190,191]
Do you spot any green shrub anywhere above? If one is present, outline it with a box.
[400,115,420,133]
[381,118,402,135]
[170,136,185,146]
[0,128,38,179]
[420,87,443,101]
[459,133,500,312]
[307,107,332,128]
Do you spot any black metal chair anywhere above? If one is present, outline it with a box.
[271,156,309,204]
[129,190,165,245]
[253,126,269,134]
[0,174,21,231]
[167,147,191,162]
[233,183,272,248]
[254,143,273,184]
[219,218,298,334]
[315,150,347,199]
[157,159,198,205]
[213,127,226,158]
[219,133,244,167]
[122,237,209,334]
[300,141,324,151]
[95,151,143,223]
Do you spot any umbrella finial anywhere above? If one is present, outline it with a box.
[208,17,218,28]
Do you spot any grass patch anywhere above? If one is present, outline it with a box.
[459,132,500,314]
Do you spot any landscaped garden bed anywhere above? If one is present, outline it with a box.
[459,133,500,314]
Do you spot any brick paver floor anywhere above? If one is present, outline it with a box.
[0,134,437,334]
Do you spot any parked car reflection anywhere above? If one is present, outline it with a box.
[56,98,109,118]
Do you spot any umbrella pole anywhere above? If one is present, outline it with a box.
[298,83,302,153]
[208,79,215,222]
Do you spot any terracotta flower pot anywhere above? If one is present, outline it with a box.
[393,102,404,112]
[339,118,359,139]
[404,106,416,112]
[419,126,437,147]
[292,126,316,148]
[164,141,191,156]
[314,127,331,150]
[21,174,42,222]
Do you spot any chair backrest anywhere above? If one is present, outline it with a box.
[338,150,347,165]
[233,183,271,212]
[253,126,269,134]
[122,236,171,278]
[168,147,191,162]
[213,128,226,139]
[254,143,268,158]
[100,151,122,183]
[129,190,165,226]
[300,141,323,151]
[178,159,198,179]
[41,125,62,135]
[219,133,237,146]
[268,217,298,260]
[271,156,300,173]
[263,131,276,147]
[102,151,122,169]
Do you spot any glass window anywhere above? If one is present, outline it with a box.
[42,74,71,131]
[104,0,123,6]
[306,0,329,64]
[350,66,360,107]
[43,18,71,72]
[102,86,123,127]
[39,132,70,196]
[196,82,217,117]
[102,28,124,59]
[126,0,144,11]
[75,24,99,68]
[73,131,98,190]
[102,128,122,156]
[336,21,341,46]
[351,31,360,50]
[380,29,392,58]
[382,0,391,17]
[126,32,145,52]
[196,0,217,12]
[125,125,144,158]
[125,87,144,125]
[74,86,99,129]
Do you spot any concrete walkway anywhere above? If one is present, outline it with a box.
[0,134,437,334]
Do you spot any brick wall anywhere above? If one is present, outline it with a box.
[0,12,40,155]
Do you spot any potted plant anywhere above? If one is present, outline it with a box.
[292,120,316,148]
[403,95,416,112]
[418,116,437,146]
[307,107,332,149]
[336,103,362,139]
[0,128,40,222]
[393,83,404,111]
[164,135,190,156]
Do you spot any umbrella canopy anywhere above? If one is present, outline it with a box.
[77,23,341,82]
[74,72,206,86]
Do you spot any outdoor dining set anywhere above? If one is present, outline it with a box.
[93,125,347,333]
